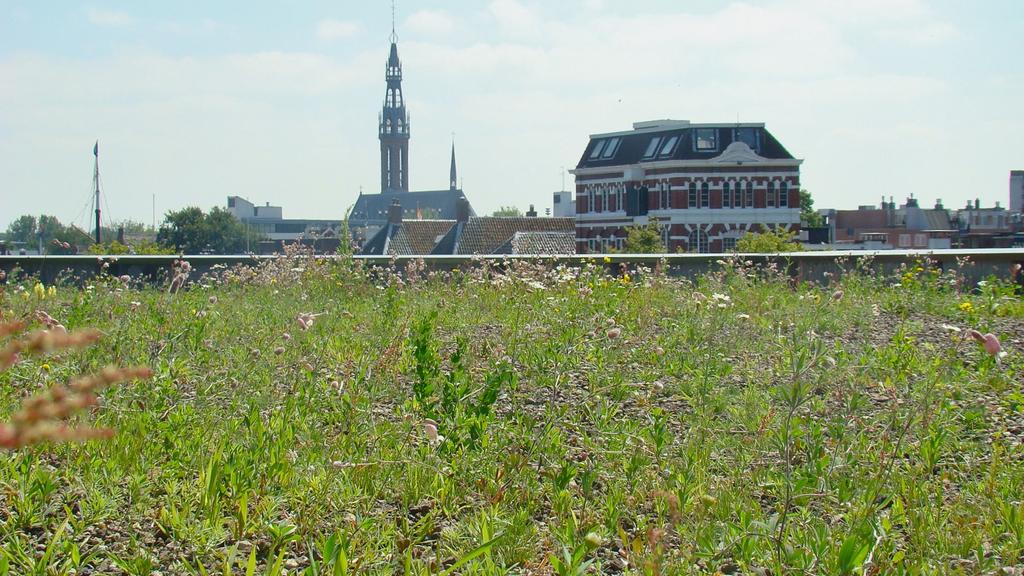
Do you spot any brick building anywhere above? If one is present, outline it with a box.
[570,119,802,253]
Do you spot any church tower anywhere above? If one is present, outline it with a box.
[379,38,410,192]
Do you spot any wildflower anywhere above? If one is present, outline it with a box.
[423,419,442,444]
[940,324,961,333]
[737,313,751,320]
[274,346,285,355]
[606,327,621,339]
[41,363,50,372]
[831,289,844,302]
[603,256,611,264]
[47,286,57,297]
[282,332,292,341]
[654,346,665,356]
[118,274,130,283]
[208,296,218,304]
[33,283,45,299]
[982,333,1001,357]
[297,313,317,331]
[958,301,975,313]
[129,301,141,311]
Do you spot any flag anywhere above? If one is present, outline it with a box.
[93,141,98,157]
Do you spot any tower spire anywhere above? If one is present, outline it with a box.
[390,0,397,43]
[450,138,457,191]
[379,17,409,193]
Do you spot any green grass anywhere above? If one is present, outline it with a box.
[1,255,1023,574]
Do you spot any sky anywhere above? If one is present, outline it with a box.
[1,0,1022,231]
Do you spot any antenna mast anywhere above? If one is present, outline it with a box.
[93,140,101,244]
[390,0,397,42]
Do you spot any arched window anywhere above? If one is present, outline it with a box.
[700,182,710,208]
[688,229,709,253]
[780,181,789,207]
[746,181,753,208]
[723,182,731,208]
[767,181,776,207]
[688,182,697,208]
[733,181,741,208]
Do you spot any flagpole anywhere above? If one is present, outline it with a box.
[93,141,101,244]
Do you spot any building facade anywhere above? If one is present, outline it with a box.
[1011,170,1024,213]
[571,120,802,253]
[226,196,341,242]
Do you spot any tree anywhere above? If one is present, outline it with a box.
[735,227,800,253]
[491,206,523,217]
[157,206,258,254]
[6,215,37,244]
[622,220,666,253]
[800,189,824,227]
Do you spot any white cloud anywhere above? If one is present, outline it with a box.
[315,19,360,41]
[405,10,456,37]
[86,8,135,27]
[488,0,542,38]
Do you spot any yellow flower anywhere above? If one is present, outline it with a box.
[33,283,45,299]
[603,256,611,264]
[958,301,974,313]
[41,363,50,372]
[47,286,57,297]
[621,273,631,284]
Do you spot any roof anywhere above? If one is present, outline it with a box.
[349,189,473,229]
[575,122,795,169]
[359,219,455,255]
[494,231,577,255]
[432,217,576,255]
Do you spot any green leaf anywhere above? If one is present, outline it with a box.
[439,532,504,576]
[246,547,257,576]
[837,534,870,574]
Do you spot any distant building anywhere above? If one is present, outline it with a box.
[829,197,955,249]
[570,119,802,253]
[552,190,576,218]
[226,196,342,242]
[359,197,575,255]
[1011,171,1024,213]
[955,199,1016,249]
[348,38,475,243]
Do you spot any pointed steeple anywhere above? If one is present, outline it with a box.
[380,36,410,192]
[449,141,458,191]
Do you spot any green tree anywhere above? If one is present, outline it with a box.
[622,220,666,253]
[6,215,37,244]
[37,215,64,244]
[800,189,824,227]
[157,206,258,254]
[735,227,800,253]
[491,206,523,217]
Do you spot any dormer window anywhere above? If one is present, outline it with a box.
[658,135,679,158]
[588,139,607,159]
[734,127,758,150]
[642,136,662,160]
[694,128,718,151]
[601,137,620,159]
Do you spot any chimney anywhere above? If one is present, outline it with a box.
[975,198,981,209]
[526,204,537,218]
[388,197,403,224]
[935,199,944,210]
[456,197,470,223]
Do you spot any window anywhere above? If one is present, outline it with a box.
[734,127,758,150]
[642,137,662,160]
[898,234,911,248]
[659,182,670,210]
[658,135,679,158]
[733,184,741,209]
[601,137,620,159]
[588,140,606,159]
[767,181,776,207]
[688,182,697,208]
[745,181,753,208]
[914,234,928,247]
[587,187,594,213]
[723,237,738,251]
[779,182,789,207]
[700,182,710,208]
[695,128,718,151]
[723,182,731,208]
[689,229,709,253]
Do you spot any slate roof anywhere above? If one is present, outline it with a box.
[576,123,795,169]
[359,219,455,255]
[493,231,577,255]
[432,217,576,255]
[349,189,473,230]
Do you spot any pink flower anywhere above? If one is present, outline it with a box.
[274,346,285,355]
[606,327,621,339]
[423,419,440,443]
[967,329,985,344]
[982,333,1001,357]
[831,289,844,302]
[282,332,292,341]
[297,313,318,331]
[208,296,217,304]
